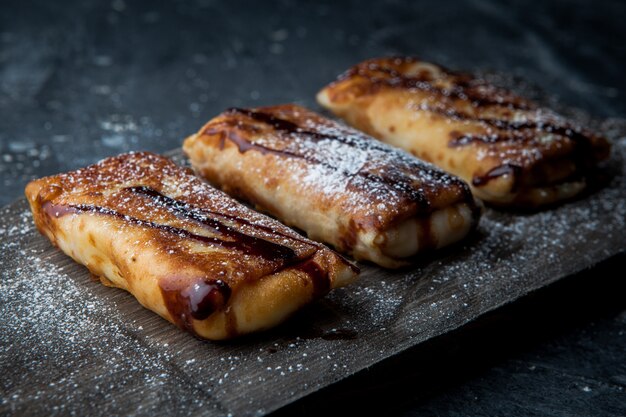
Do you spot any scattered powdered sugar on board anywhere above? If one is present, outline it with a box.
[0,208,228,416]
[1,118,625,416]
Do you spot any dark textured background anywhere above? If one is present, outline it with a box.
[1,0,625,415]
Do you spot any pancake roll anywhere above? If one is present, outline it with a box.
[25,152,358,340]
[317,57,611,207]
[184,105,480,268]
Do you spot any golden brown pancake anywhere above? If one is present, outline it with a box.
[317,57,611,207]
[184,105,480,268]
[25,152,358,340]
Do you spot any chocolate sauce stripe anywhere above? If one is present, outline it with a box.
[421,105,595,147]
[224,108,397,155]
[209,127,352,187]
[216,129,307,160]
[471,162,584,189]
[213,124,442,208]
[449,132,535,147]
[163,253,334,335]
[228,108,464,185]
[347,63,531,110]
[472,164,522,188]
[42,201,298,262]
[415,105,597,186]
[126,185,316,247]
[355,171,431,209]
[161,278,232,331]
[212,108,472,208]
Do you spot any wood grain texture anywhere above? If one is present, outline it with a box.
[1,119,625,415]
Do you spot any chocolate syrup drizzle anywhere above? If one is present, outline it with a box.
[338,58,604,188]
[224,107,396,154]
[439,107,596,149]
[43,199,297,262]
[126,186,300,261]
[208,108,469,211]
[344,59,533,110]
[446,112,596,188]
[161,278,232,331]
[131,185,322,249]
[472,164,522,187]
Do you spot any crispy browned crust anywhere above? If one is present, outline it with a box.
[183,105,480,268]
[317,57,611,207]
[25,152,358,340]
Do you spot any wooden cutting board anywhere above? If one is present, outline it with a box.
[1,120,625,417]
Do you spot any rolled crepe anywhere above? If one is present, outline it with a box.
[317,57,611,207]
[25,152,358,340]
[183,105,480,268]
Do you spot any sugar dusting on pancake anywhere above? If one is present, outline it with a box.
[203,105,478,228]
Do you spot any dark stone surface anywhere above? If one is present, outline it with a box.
[1,0,625,415]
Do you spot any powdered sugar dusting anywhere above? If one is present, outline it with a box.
[0,213,222,415]
[213,106,474,224]
[301,117,464,202]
